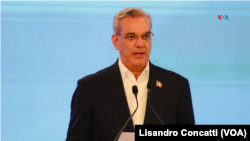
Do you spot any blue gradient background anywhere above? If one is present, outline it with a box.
[1,1,250,141]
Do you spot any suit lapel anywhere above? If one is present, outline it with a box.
[144,62,163,124]
[105,60,134,131]
[105,60,163,127]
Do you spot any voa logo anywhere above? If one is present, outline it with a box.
[218,15,229,20]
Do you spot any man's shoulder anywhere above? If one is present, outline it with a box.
[77,62,117,85]
[78,67,108,84]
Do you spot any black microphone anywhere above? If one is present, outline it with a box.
[114,85,139,141]
[147,81,165,125]
[132,86,138,97]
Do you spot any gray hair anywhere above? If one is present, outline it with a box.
[113,7,152,34]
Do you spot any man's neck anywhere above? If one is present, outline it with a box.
[120,59,147,81]
[132,70,143,81]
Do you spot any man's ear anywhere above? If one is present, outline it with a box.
[111,34,119,50]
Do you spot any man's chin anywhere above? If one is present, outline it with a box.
[131,60,148,68]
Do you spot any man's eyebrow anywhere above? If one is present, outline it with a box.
[125,33,136,35]
[144,31,152,34]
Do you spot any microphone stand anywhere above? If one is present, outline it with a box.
[148,87,165,125]
[114,86,139,141]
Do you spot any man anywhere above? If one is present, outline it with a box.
[66,7,195,141]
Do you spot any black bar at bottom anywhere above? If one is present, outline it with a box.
[135,125,249,140]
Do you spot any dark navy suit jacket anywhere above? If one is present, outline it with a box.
[66,60,195,141]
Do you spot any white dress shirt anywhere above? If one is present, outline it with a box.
[118,58,149,128]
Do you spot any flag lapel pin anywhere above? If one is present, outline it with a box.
[156,80,162,88]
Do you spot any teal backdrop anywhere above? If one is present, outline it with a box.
[1,1,250,141]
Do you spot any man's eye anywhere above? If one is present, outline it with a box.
[143,34,151,38]
[127,36,136,39]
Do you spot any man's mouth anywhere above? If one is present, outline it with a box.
[133,52,145,57]
[133,52,144,55]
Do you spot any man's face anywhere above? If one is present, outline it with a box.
[112,16,152,70]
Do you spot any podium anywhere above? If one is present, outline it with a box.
[118,132,134,141]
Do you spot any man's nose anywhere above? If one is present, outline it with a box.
[135,36,144,48]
